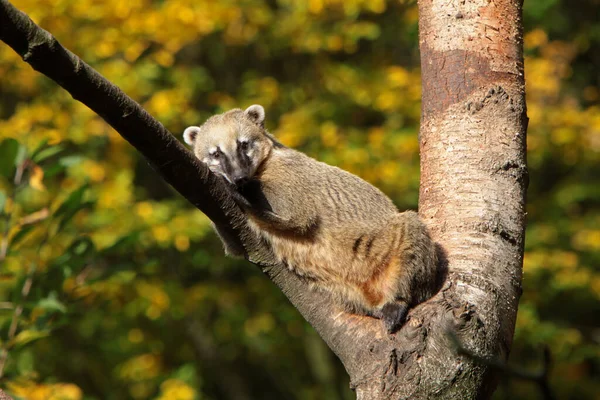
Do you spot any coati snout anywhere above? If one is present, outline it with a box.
[184,105,438,333]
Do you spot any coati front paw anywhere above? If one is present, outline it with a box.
[226,186,253,210]
[380,301,409,334]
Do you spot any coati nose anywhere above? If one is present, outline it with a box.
[233,176,249,187]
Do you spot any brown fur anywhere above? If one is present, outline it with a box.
[184,105,439,330]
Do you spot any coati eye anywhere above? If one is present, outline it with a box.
[210,150,220,159]
[238,140,250,151]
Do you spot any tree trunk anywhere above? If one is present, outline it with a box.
[0,0,527,398]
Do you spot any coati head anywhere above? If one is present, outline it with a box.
[183,105,274,186]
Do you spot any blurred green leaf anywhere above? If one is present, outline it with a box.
[17,349,35,375]
[55,184,89,217]
[9,225,35,248]
[0,138,21,179]
[0,190,6,212]
[100,232,141,255]
[37,293,67,314]
[32,144,66,164]
[58,155,84,167]
[43,162,68,179]
[53,184,94,232]
[51,236,96,273]
[11,329,50,348]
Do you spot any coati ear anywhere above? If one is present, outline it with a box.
[183,126,201,145]
[244,105,265,128]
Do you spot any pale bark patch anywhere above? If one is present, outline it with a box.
[423,0,522,74]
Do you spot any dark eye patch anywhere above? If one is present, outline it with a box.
[210,147,222,158]
[238,140,250,151]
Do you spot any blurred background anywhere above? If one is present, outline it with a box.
[0,0,598,399]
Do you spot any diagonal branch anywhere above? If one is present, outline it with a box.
[0,0,378,378]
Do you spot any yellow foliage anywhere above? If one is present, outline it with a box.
[153,50,175,68]
[368,127,385,150]
[524,28,548,49]
[309,0,324,14]
[572,230,600,251]
[327,35,344,51]
[375,91,400,112]
[128,328,144,344]
[184,284,209,311]
[81,160,106,182]
[526,58,561,99]
[4,197,14,213]
[174,234,190,252]
[136,201,154,219]
[124,41,149,63]
[244,313,276,337]
[8,381,82,400]
[276,110,313,147]
[129,382,155,400]
[97,170,134,209]
[148,91,176,117]
[152,225,171,243]
[320,122,339,147]
[524,250,579,273]
[387,66,410,87]
[135,280,171,319]
[380,161,398,181]
[118,353,162,381]
[157,379,197,400]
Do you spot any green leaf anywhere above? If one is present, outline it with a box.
[11,273,28,304]
[67,236,95,258]
[0,138,21,178]
[9,225,35,248]
[0,190,6,212]
[17,349,35,375]
[54,184,94,231]
[58,201,94,232]
[11,329,50,348]
[101,232,141,255]
[29,138,49,159]
[51,236,96,274]
[37,292,67,313]
[113,270,136,284]
[55,183,89,217]
[58,155,84,167]
[32,144,67,164]
[43,162,68,179]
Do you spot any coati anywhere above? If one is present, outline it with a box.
[183,105,438,333]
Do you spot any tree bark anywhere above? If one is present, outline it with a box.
[414,0,527,397]
[0,0,527,398]
[0,390,13,400]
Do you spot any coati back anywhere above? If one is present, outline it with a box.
[184,105,438,332]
